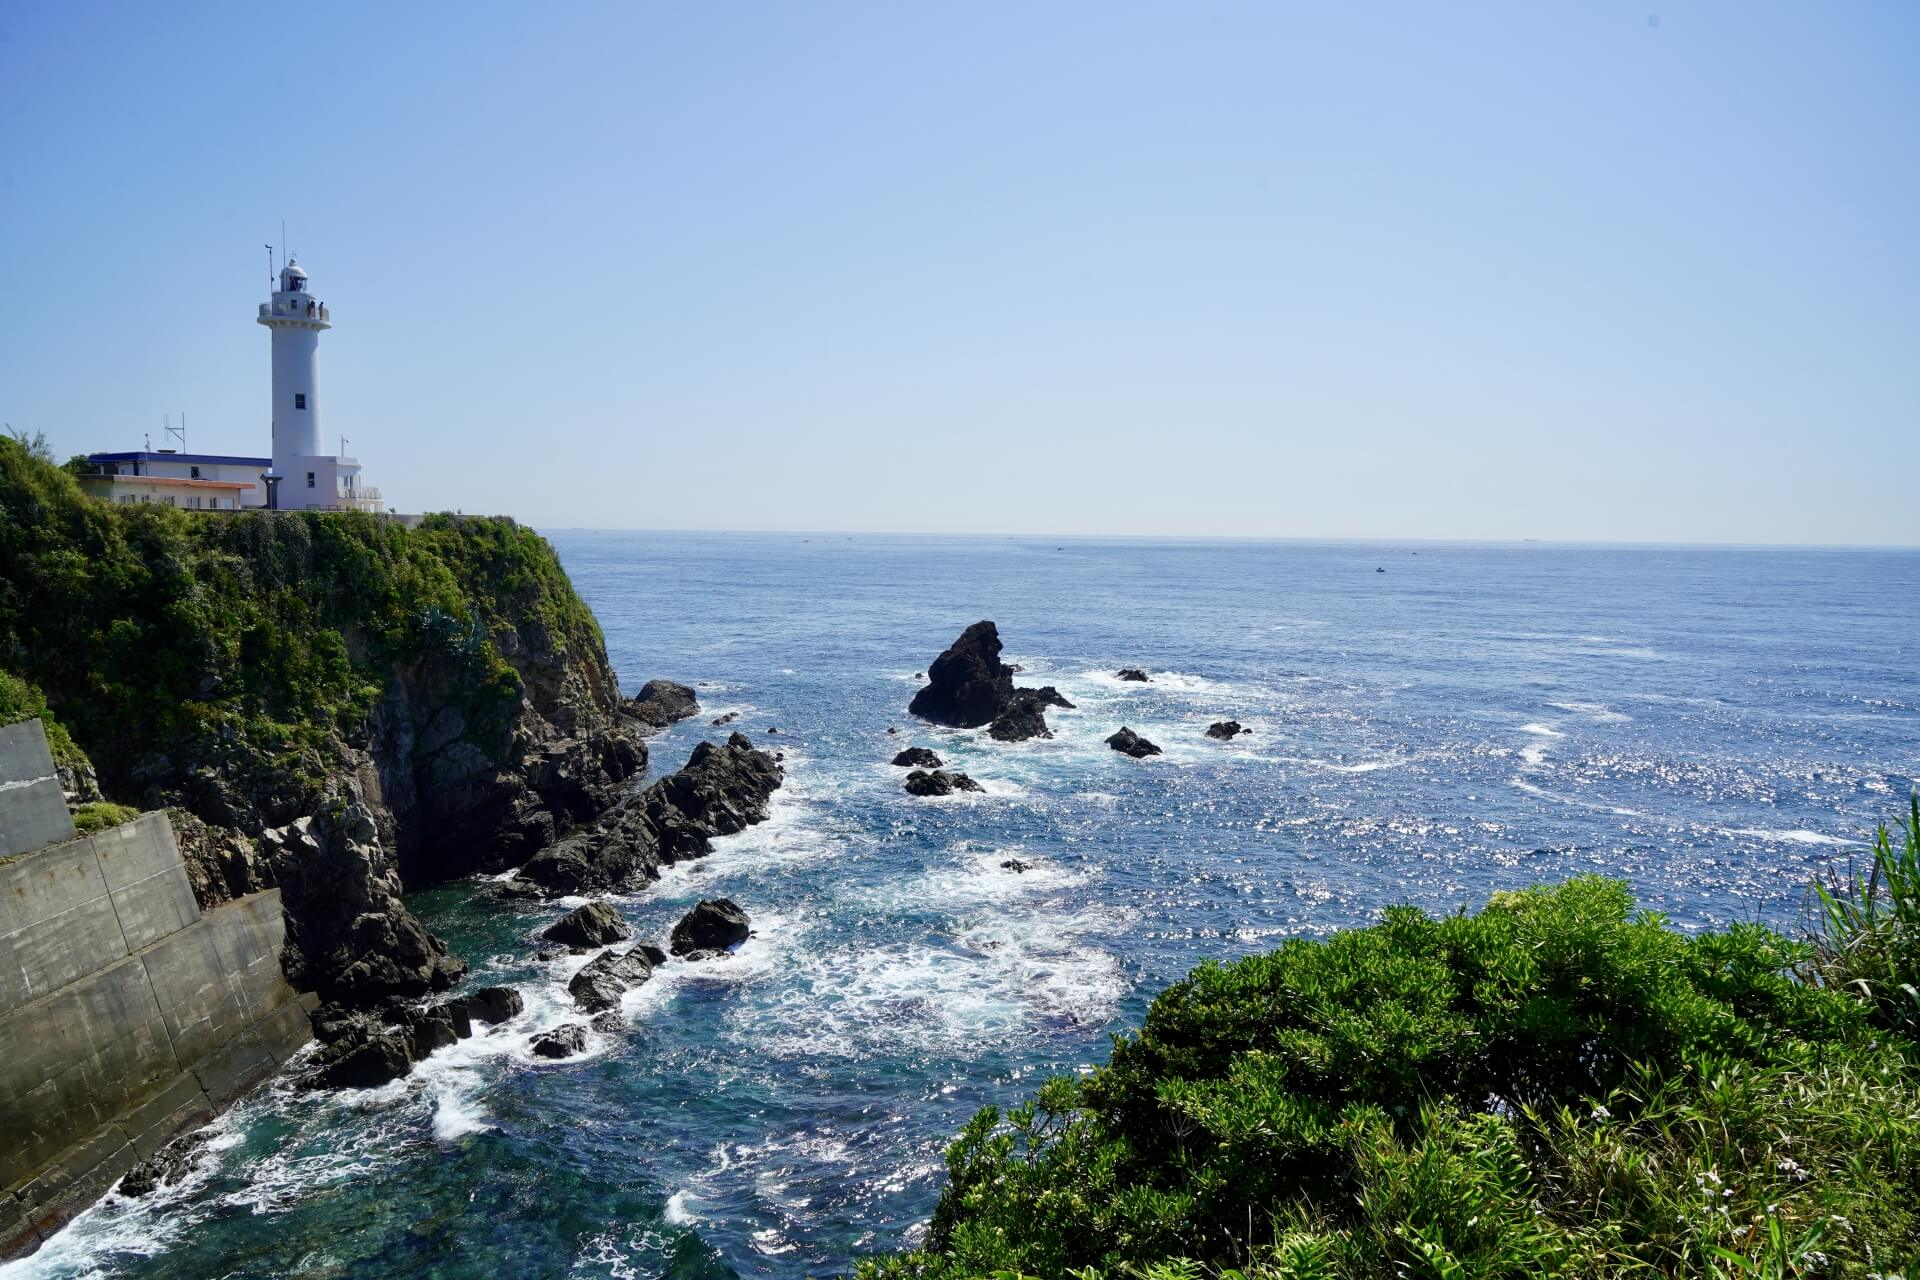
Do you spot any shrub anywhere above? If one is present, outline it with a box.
[1805,795,1920,1041]
[867,875,1920,1280]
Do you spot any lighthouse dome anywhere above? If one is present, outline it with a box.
[279,260,309,291]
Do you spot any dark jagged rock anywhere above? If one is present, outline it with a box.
[670,898,752,956]
[590,1011,625,1033]
[1205,721,1248,740]
[891,747,943,768]
[303,1022,416,1090]
[1116,668,1151,682]
[450,986,525,1027]
[638,943,668,966]
[1000,858,1033,873]
[712,712,738,726]
[909,622,1017,728]
[541,901,632,951]
[118,1132,211,1199]
[627,679,700,731]
[904,769,985,797]
[531,1024,590,1059]
[987,695,1053,743]
[1106,727,1163,758]
[909,622,1073,741]
[502,734,783,899]
[568,947,655,1013]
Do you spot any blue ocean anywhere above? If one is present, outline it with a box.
[10,535,1917,1280]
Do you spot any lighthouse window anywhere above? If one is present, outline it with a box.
[190,465,201,479]
[306,471,316,489]
[294,393,306,409]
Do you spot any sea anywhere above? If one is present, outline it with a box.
[9,534,1917,1280]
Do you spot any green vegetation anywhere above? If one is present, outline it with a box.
[870,806,1920,1280]
[0,435,605,818]
[70,802,139,833]
[0,668,90,773]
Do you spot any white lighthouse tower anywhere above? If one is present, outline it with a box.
[255,257,377,511]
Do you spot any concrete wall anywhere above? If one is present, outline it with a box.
[0,724,311,1259]
[0,721,75,860]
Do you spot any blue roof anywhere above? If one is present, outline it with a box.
[88,451,270,467]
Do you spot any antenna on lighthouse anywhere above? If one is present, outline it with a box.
[166,413,187,455]
[265,243,275,291]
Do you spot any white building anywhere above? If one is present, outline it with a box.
[83,255,383,513]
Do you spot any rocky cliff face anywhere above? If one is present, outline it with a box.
[160,525,657,1001]
[0,439,669,1005]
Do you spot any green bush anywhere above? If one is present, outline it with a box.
[868,876,1920,1280]
[0,436,603,819]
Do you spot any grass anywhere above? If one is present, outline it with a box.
[70,802,139,834]
[866,806,1920,1280]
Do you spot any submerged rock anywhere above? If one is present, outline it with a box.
[671,898,752,956]
[531,1023,590,1059]
[1205,721,1248,740]
[118,1132,211,1199]
[711,712,738,726]
[568,947,656,1013]
[1106,727,1163,759]
[891,746,943,768]
[1000,858,1033,873]
[541,901,632,951]
[909,622,1073,741]
[1116,668,1151,682]
[627,679,700,731]
[904,769,985,797]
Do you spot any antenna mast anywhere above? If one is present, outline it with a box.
[266,242,274,291]
[166,413,187,455]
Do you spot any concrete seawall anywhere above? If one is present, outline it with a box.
[0,720,313,1259]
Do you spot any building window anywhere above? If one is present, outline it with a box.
[307,471,316,488]
[190,465,201,479]
[295,393,307,410]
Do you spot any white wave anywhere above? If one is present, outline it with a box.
[429,1068,494,1141]
[739,902,1124,1059]
[1077,668,1225,694]
[1546,701,1632,723]
[1518,744,1548,768]
[663,1189,699,1226]
[1717,826,1860,847]
[1519,723,1564,738]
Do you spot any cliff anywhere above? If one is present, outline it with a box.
[0,437,647,1003]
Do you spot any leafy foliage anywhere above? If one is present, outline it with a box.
[1806,796,1920,1042]
[868,875,1920,1280]
[0,435,603,818]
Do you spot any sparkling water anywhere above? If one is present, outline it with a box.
[11,535,1916,1279]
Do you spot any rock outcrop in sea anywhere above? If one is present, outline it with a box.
[1106,727,1163,758]
[908,621,1074,742]
[1116,667,1151,682]
[1206,720,1249,740]
[504,733,784,898]
[542,902,633,951]
[904,769,984,796]
[300,986,526,1090]
[671,898,753,958]
[891,746,943,768]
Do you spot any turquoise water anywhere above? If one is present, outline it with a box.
[10,535,1917,1279]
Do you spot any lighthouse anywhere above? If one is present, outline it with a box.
[259,258,327,472]
[252,257,377,511]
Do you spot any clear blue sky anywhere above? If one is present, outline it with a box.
[2,2,1914,543]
